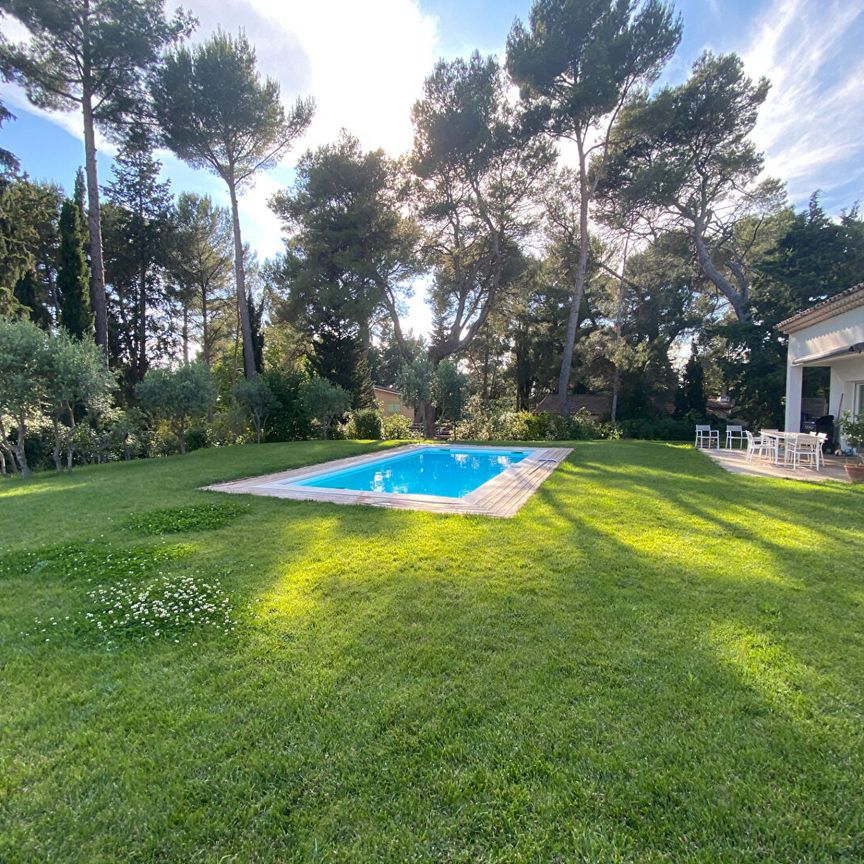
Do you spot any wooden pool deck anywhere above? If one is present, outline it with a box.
[205,444,573,517]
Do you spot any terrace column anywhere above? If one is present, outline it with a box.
[784,362,803,432]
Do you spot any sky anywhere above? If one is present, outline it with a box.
[1,0,863,337]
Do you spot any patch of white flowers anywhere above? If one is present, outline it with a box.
[84,573,235,644]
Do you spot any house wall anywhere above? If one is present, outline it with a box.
[373,387,414,421]
[784,306,864,442]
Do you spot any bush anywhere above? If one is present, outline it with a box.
[184,426,208,452]
[347,408,383,440]
[453,401,600,442]
[149,422,180,457]
[263,367,312,441]
[619,417,694,441]
[382,413,415,440]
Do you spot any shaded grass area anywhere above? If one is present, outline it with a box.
[1,440,863,862]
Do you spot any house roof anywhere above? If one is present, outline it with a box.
[777,283,864,334]
[534,393,611,417]
[373,385,402,396]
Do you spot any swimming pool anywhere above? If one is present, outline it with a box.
[208,444,572,517]
[286,446,532,498]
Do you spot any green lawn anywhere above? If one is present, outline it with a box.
[1,440,863,863]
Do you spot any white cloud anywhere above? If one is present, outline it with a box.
[175,0,440,157]
[742,0,864,204]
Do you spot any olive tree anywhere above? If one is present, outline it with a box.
[233,377,279,444]
[301,376,350,440]
[0,316,47,476]
[136,362,214,454]
[42,329,115,470]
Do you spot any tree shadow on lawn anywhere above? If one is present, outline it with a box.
[4,442,864,861]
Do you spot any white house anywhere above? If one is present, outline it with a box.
[778,284,864,443]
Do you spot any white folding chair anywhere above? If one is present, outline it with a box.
[695,425,719,449]
[725,425,746,449]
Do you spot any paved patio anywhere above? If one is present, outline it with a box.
[701,447,852,483]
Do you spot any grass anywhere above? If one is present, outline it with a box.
[1,439,863,862]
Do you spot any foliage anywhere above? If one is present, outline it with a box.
[507,0,682,414]
[56,199,92,338]
[167,192,234,365]
[674,347,707,418]
[135,362,215,454]
[41,328,116,470]
[262,367,312,442]
[381,412,415,440]
[397,357,468,434]
[453,398,598,441]
[0,0,193,347]
[602,52,782,322]
[0,316,49,475]
[233,377,279,444]
[838,412,864,462]
[0,178,62,317]
[270,132,418,389]
[411,53,551,366]
[152,28,314,379]
[618,416,696,441]
[301,376,351,439]
[346,408,384,441]
[102,128,175,400]
[127,500,247,535]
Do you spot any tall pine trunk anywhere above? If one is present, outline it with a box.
[227,179,257,380]
[610,234,630,424]
[557,142,590,417]
[81,86,108,351]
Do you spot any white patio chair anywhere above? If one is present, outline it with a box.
[695,425,719,449]
[784,433,821,470]
[806,432,827,470]
[726,425,746,449]
[745,431,769,462]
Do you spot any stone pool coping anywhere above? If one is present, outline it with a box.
[204,444,572,517]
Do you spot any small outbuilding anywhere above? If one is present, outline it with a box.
[373,385,415,421]
[778,284,864,445]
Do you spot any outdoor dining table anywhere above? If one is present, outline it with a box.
[759,429,802,464]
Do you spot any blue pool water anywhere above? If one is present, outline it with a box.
[288,447,533,498]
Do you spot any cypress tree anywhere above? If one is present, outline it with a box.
[57,199,92,338]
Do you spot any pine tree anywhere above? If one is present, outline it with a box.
[675,348,707,418]
[102,128,174,399]
[57,198,92,338]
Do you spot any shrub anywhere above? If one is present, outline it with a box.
[206,405,250,447]
[348,408,383,440]
[184,426,208,452]
[619,417,694,441]
[263,367,312,441]
[382,413,415,440]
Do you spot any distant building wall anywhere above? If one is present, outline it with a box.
[373,386,415,421]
